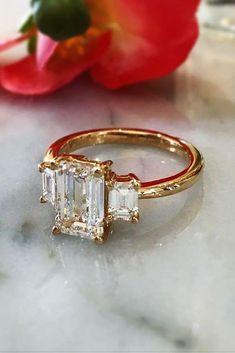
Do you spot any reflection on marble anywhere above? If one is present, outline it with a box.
[0,18,235,353]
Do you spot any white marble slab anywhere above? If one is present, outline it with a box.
[0,3,235,352]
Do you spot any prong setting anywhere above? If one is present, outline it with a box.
[93,168,103,178]
[38,162,49,173]
[94,235,105,245]
[100,160,113,172]
[131,210,140,224]
[38,161,59,173]
[52,225,61,236]
[39,195,47,204]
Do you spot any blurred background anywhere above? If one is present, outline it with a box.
[1,0,235,36]
[200,0,235,33]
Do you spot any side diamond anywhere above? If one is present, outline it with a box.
[109,179,139,221]
[42,168,56,205]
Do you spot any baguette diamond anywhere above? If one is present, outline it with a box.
[43,161,105,239]
[109,179,139,221]
[42,168,56,205]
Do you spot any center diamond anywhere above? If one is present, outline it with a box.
[43,161,106,239]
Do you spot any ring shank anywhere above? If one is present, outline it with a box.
[44,128,204,199]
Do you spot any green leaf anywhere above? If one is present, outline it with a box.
[19,12,34,33]
[27,35,37,54]
[31,0,91,41]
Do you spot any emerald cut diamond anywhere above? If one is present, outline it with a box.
[42,161,106,239]
[55,162,105,238]
[42,168,56,205]
[109,180,139,221]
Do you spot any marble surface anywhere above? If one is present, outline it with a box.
[1,5,235,353]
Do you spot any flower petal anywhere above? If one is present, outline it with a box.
[0,32,111,95]
[37,32,58,69]
[91,0,200,89]
[0,34,29,52]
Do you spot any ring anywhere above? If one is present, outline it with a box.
[38,128,204,244]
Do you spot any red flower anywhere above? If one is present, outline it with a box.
[0,0,200,95]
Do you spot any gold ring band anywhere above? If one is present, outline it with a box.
[39,128,204,243]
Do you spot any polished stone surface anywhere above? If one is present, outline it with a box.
[0,3,235,353]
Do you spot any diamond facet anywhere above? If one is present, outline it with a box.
[109,180,139,221]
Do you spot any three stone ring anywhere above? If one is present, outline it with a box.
[38,128,204,244]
